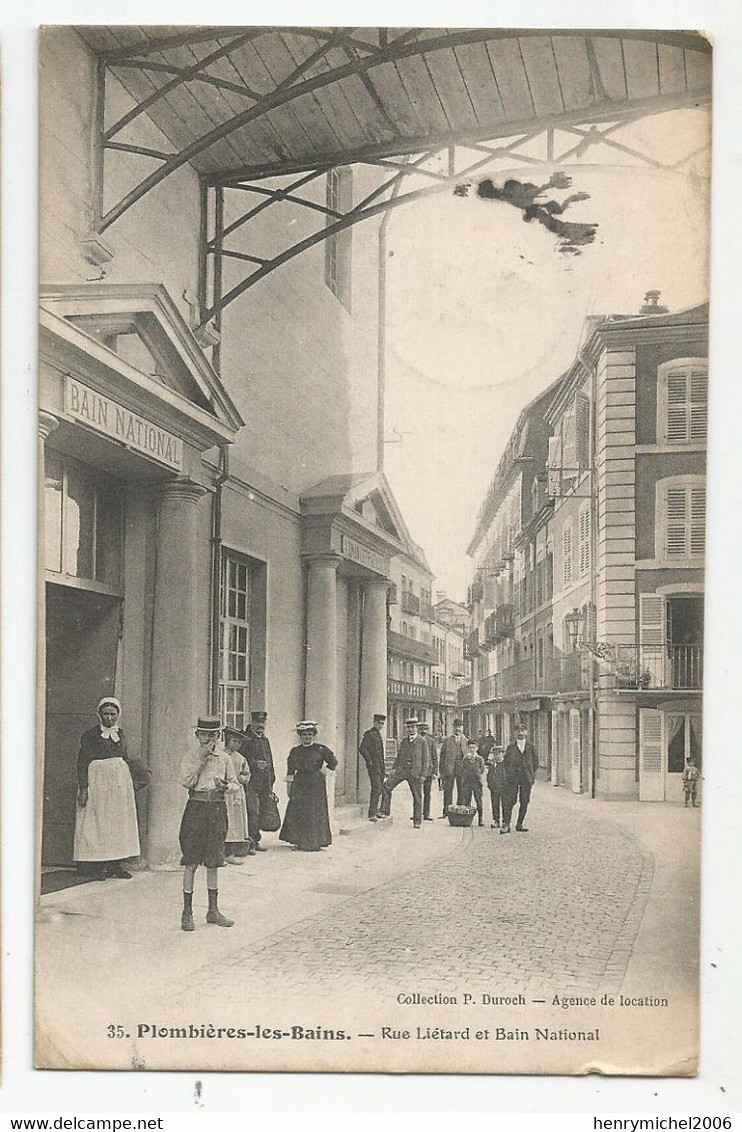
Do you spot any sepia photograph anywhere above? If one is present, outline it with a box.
[35,24,711,1074]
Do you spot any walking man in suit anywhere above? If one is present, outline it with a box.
[241,710,276,852]
[359,712,387,822]
[378,716,431,828]
[418,720,439,822]
[501,722,539,834]
[438,718,468,817]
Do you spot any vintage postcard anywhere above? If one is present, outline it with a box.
[36,25,710,1073]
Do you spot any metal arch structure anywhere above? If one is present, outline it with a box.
[196,116,710,331]
[81,26,712,325]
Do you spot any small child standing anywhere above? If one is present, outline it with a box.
[223,725,253,863]
[459,739,487,827]
[487,746,507,828]
[682,757,701,807]
[179,716,241,932]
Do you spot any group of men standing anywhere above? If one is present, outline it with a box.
[359,714,539,833]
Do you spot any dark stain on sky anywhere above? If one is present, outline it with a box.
[455,173,598,255]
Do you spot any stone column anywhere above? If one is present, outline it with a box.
[359,578,389,731]
[147,480,209,867]
[37,413,59,898]
[304,555,341,746]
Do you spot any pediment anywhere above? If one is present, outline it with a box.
[301,470,423,560]
[39,283,243,432]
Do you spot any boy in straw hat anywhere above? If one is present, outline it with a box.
[179,716,240,931]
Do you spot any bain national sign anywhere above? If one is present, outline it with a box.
[64,376,184,471]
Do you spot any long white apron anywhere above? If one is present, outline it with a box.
[73,757,140,861]
[226,785,249,841]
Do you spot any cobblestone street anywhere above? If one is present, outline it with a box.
[177,785,652,1006]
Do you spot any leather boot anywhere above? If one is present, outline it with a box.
[206,889,234,927]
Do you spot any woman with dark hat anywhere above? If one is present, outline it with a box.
[179,716,240,931]
[222,725,253,863]
[74,697,141,880]
[279,722,338,852]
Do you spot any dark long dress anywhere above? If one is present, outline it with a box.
[279,743,338,850]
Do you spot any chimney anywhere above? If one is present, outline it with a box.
[640,289,668,315]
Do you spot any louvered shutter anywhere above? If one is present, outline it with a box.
[640,593,666,687]
[570,708,582,793]
[639,709,665,801]
[666,373,688,443]
[665,486,688,557]
[575,392,591,469]
[563,525,573,586]
[689,370,708,443]
[579,505,591,577]
[547,436,561,496]
[562,411,577,485]
[690,487,706,557]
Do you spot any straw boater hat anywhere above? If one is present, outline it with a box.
[194,716,222,733]
[405,716,420,726]
[296,720,318,734]
[222,725,244,740]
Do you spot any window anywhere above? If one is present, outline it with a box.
[325,168,353,309]
[657,476,706,560]
[44,450,123,589]
[219,552,251,730]
[578,504,591,577]
[562,522,573,587]
[658,359,708,445]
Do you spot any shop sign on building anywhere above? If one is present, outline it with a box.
[340,534,386,577]
[64,376,184,471]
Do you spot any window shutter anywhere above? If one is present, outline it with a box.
[547,436,561,496]
[578,505,591,577]
[639,709,665,801]
[640,592,666,687]
[689,370,708,443]
[665,486,688,557]
[666,373,688,443]
[562,411,577,485]
[690,487,706,557]
[575,392,591,469]
[563,525,573,586]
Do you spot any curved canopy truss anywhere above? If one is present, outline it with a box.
[77,26,712,323]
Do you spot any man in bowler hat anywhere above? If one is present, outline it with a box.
[501,722,539,834]
[241,710,276,851]
[359,713,387,821]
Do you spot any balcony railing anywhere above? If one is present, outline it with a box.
[401,592,420,615]
[464,627,480,659]
[387,679,445,703]
[614,644,703,691]
[388,629,437,665]
[457,682,477,706]
[420,601,436,622]
[463,652,592,704]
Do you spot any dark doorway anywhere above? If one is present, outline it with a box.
[43,583,122,866]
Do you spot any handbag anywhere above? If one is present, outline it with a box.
[259,791,281,832]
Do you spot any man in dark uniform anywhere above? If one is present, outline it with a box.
[359,712,387,822]
[418,721,439,822]
[378,716,431,828]
[501,722,539,834]
[241,710,276,852]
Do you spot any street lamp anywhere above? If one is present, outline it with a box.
[564,607,584,651]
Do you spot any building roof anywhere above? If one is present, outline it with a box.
[77,28,710,185]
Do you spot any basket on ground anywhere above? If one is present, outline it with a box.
[446,805,476,827]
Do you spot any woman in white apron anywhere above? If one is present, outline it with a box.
[73,697,141,880]
[222,726,252,863]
